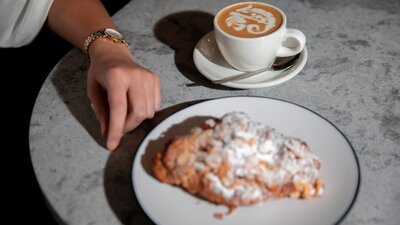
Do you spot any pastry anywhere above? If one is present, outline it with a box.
[152,112,323,207]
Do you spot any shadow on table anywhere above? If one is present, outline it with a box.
[49,10,233,224]
[51,52,106,148]
[154,11,233,90]
[103,99,208,225]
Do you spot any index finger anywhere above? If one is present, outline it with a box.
[106,85,128,151]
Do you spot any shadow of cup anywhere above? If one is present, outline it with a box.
[154,11,222,88]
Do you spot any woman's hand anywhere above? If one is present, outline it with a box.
[87,39,161,150]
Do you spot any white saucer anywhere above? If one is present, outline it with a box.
[193,31,308,89]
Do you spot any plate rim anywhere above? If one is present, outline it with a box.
[193,31,308,89]
[131,96,361,225]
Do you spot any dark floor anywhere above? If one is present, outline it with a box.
[2,1,130,223]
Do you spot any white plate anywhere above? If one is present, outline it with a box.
[132,96,359,225]
[193,31,308,89]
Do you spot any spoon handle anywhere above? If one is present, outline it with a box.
[213,53,300,84]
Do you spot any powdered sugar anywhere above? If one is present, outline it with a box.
[196,112,322,201]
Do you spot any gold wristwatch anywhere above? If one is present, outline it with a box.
[83,28,128,56]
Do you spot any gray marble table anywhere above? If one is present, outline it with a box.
[29,0,399,224]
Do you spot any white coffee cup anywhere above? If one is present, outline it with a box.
[214,2,306,72]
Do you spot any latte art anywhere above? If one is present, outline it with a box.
[226,4,276,35]
[217,2,283,38]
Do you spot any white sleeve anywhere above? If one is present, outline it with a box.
[0,0,54,48]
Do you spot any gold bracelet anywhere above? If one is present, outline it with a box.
[83,28,128,56]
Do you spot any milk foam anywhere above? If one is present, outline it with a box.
[225,4,277,35]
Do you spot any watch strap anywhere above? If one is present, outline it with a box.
[83,28,128,57]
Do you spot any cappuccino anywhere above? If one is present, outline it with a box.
[214,2,305,71]
[216,2,283,38]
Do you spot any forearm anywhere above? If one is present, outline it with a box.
[46,0,115,51]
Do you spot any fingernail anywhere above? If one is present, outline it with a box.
[107,139,118,151]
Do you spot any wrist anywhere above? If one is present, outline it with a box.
[88,38,133,61]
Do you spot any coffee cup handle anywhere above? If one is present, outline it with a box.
[276,28,306,57]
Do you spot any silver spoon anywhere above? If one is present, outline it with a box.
[213,53,301,84]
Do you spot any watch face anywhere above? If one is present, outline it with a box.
[105,28,123,39]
